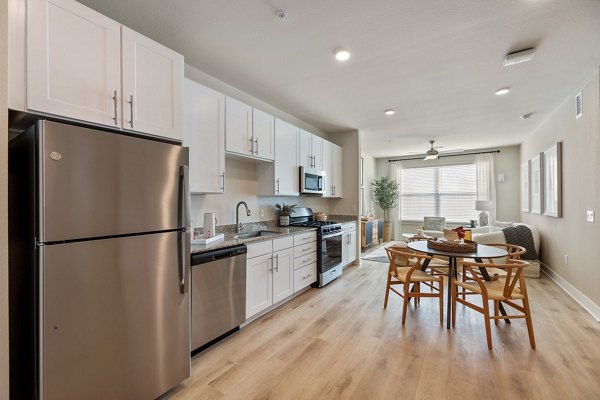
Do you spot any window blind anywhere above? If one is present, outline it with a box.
[401,163,479,223]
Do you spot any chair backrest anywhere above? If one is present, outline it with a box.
[483,243,526,264]
[385,246,430,279]
[462,259,530,298]
[423,217,445,231]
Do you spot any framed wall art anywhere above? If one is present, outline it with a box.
[542,142,562,217]
[530,154,542,214]
[520,161,530,212]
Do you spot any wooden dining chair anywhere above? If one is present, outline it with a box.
[460,243,526,284]
[384,246,444,325]
[452,258,535,349]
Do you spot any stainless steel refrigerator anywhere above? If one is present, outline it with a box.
[9,120,191,399]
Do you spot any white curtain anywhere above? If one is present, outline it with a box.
[390,162,403,240]
[476,153,497,223]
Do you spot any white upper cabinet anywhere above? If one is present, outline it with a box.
[183,79,225,194]
[121,27,183,141]
[298,129,323,170]
[322,140,333,197]
[23,0,184,141]
[225,96,253,156]
[256,118,299,196]
[332,143,343,198]
[252,109,275,161]
[27,0,122,127]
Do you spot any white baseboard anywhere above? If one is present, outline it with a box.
[541,264,600,322]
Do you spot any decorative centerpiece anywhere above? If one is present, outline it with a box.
[427,238,478,253]
[275,203,296,226]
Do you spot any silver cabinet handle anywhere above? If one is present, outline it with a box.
[112,90,118,125]
[302,247,311,252]
[275,254,279,272]
[269,256,273,273]
[128,95,134,128]
[255,138,259,156]
[220,172,225,192]
[276,178,280,194]
[249,137,254,154]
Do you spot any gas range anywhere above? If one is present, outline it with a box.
[288,208,344,287]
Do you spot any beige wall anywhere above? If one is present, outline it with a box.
[373,145,522,232]
[1,0,9,396]
[191,158,330,228]
[520,68,600,308]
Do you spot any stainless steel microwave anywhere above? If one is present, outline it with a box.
[300,167,326,195]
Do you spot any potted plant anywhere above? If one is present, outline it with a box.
[275,203,296,226]
[372,176,399,242]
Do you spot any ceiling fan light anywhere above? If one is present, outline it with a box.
[424,154,439,160]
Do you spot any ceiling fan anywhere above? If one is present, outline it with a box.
[408,140,464,160]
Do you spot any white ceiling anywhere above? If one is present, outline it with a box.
[79,0,600,158]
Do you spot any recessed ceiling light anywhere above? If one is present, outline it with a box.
[495,87,511,95]
[521,112,535,120]
[335,49,351,61]
[384,109,395,115]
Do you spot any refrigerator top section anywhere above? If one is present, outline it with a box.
[38,120,189,243]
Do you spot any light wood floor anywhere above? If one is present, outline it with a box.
[168,254,600,400]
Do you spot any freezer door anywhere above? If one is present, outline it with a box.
[40,231,190,400]
[39,120,189,242]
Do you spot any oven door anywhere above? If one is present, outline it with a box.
[320,231,343,273]
[300,167,325,194]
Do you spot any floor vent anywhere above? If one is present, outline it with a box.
[576,91,583,119]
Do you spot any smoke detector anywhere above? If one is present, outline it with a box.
[503,48,535,67]
[276,10,287,21]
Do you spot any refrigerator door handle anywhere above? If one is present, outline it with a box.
[179,165,191,294]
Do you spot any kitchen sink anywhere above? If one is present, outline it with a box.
[234,230,279,239]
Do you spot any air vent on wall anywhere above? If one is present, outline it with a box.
[576,91,583,119]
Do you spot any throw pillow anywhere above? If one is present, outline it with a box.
[493,221,514,228]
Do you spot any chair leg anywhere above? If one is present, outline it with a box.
[522,297,536,348]
[415,283,420,307]
[402,293,409,325]
[494,301,499,326]
[384,274,391,308]
[482,300,493,349]
[460,266,466,299]
[439,278,444,325]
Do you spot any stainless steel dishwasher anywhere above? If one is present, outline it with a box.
[191,244,247,353]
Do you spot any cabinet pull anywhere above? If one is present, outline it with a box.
[220,172,225,191]
[269,256,273,273]
[128,95,134,128]
[112,90,118,126]
[249,137,254,154]
[275,179,280,194]
[274,254,279,272]
[302,247,311,252]
[255,138,259,156]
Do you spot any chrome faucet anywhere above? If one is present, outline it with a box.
[236,201,252,233]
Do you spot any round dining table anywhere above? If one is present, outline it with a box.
[406,240,508,329]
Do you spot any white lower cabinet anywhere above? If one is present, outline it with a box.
[246,238,294,319]
[342,222,357,267]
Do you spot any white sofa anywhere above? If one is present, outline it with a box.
[471,223,540,254]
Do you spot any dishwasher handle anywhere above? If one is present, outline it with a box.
[192,244,248,265]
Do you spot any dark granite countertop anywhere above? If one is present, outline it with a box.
[191,226,318,255]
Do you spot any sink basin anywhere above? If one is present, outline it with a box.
[234,230,279,239]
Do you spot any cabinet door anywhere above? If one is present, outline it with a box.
[27,0,121,126]
[341,233,349,265]
[272,248,294,304]
[246,254,273,319]
[348,230,357,263]
[365,221,373,246]
[183,79,225,194]
[311,135,323,171]
[322,140,333,197]
[274,119,299,196]
[298,129,312,168]
[225,97,253,156]
[121,27,184,141]
[332,144,343,198]
[252,108,275,161]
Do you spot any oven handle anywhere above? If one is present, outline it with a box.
[322,231,344,240]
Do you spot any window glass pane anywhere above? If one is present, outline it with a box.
[400,164,478,222]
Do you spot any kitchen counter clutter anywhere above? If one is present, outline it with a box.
[191,224,317,254]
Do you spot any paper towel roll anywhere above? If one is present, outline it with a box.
[204,213,217,238]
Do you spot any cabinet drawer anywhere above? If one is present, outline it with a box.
[344,222,356,232]
[294,263,317,292]
[294,241,317,259]
[273,235,294,252]
[293,252,317,270]
[294,231,316,246]
[246,240,273,259]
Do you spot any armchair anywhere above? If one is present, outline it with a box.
[422,217,445,238]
